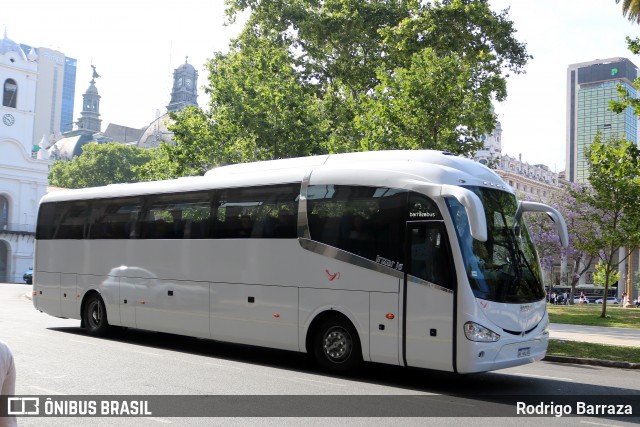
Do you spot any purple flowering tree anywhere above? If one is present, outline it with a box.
[523,184,598,304]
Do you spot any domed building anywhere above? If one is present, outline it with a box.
[137,57,199,149]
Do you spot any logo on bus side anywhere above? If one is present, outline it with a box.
[325,269,340,281]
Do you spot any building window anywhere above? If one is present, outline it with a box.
[0,195,9,229]
[3,79,17,108]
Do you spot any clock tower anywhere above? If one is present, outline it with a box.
[167,57,198,113]
[76,65,102,132]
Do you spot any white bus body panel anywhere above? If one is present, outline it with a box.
[369,291,400,365]
[210,283,298,351]
[34,238,400,360]
[60,273,78,319]
[405,277,454,372]
[35,271,61,317]
[454,278,549,373]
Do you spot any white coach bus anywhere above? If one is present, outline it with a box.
[33,150,567,374]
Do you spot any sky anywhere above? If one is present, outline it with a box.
[3,1,640,172]
[489,0,640,172]
[2,0,246,133]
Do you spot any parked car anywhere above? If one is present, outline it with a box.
[595,297,618,304]
[23,268,32,284]
[573,297,589,304]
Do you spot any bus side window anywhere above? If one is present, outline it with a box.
[409,224,453,290]
[36,203,57,240]
[86,198,141,239]
[216,184,299,239]
[54,201,89,239]
[307,185,406,264]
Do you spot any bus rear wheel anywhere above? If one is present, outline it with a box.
[83,294,109,336]
[312,316,362,374]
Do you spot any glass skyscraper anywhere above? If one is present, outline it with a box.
[61,56,77,133]
[566,58,639,182]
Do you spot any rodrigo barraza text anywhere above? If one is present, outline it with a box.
[516,401,633,417]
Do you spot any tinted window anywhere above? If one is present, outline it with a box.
[37,184,300,241]
[307,185,407,266]
[140,192,211,239]
[88,198,142,239]
[36,203,57,240]
[54,201,90,239]
[408,193,442,221]
[408,223,453,290]
[215,184,299,238]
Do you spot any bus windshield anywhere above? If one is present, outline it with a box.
[447,187,544,304]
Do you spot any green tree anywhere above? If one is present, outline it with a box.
[136,107,221,180]
[616,0,640,23]
[48,142,158,188]
[570,134,640,317]
[206,32,327,162]
[592,260,619,286]
[160,0,529,176]
[351,48,493,154]
[227,0,529,157]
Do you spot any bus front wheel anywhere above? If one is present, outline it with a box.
[83,294,109,336]
[312,316,362,374]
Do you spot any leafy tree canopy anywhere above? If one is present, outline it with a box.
[162,0,529,177]
[48,142,159,188]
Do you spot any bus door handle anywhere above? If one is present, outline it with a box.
[168,290,173,296]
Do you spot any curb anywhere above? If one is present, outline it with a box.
[543,355,640,369]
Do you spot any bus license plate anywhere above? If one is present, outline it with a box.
[517,347,531,358]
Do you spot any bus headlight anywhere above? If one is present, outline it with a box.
[541,318,549,336]
[464,322,500,342]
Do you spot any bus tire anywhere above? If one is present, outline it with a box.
[83,293,109,337]
[312,315,362,374]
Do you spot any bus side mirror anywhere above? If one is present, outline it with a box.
[516,201,569,248]
[441,185,488,242]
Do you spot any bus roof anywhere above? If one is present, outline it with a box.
[40,150,511,203]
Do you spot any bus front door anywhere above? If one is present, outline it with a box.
[403,221,456,371]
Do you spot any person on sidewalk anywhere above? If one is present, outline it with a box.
[0,339,17,427]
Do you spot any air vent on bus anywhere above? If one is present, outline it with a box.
[502,323,539,336]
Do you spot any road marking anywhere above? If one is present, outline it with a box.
[132,350,162,357]
[409,395,476,408]
[203,362,244,371]
[26,386,66,395]
[144,417,172,424]
[510,373,574,381]
[580,421,625,427]
[288,377,346,387]
[71,339,97,346]
[32,372,67,380]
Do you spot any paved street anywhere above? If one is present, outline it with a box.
[1,282,639,426]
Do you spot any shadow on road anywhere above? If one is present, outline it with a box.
[47,325,640,419]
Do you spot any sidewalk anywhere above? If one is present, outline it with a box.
[549,323,640,348]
